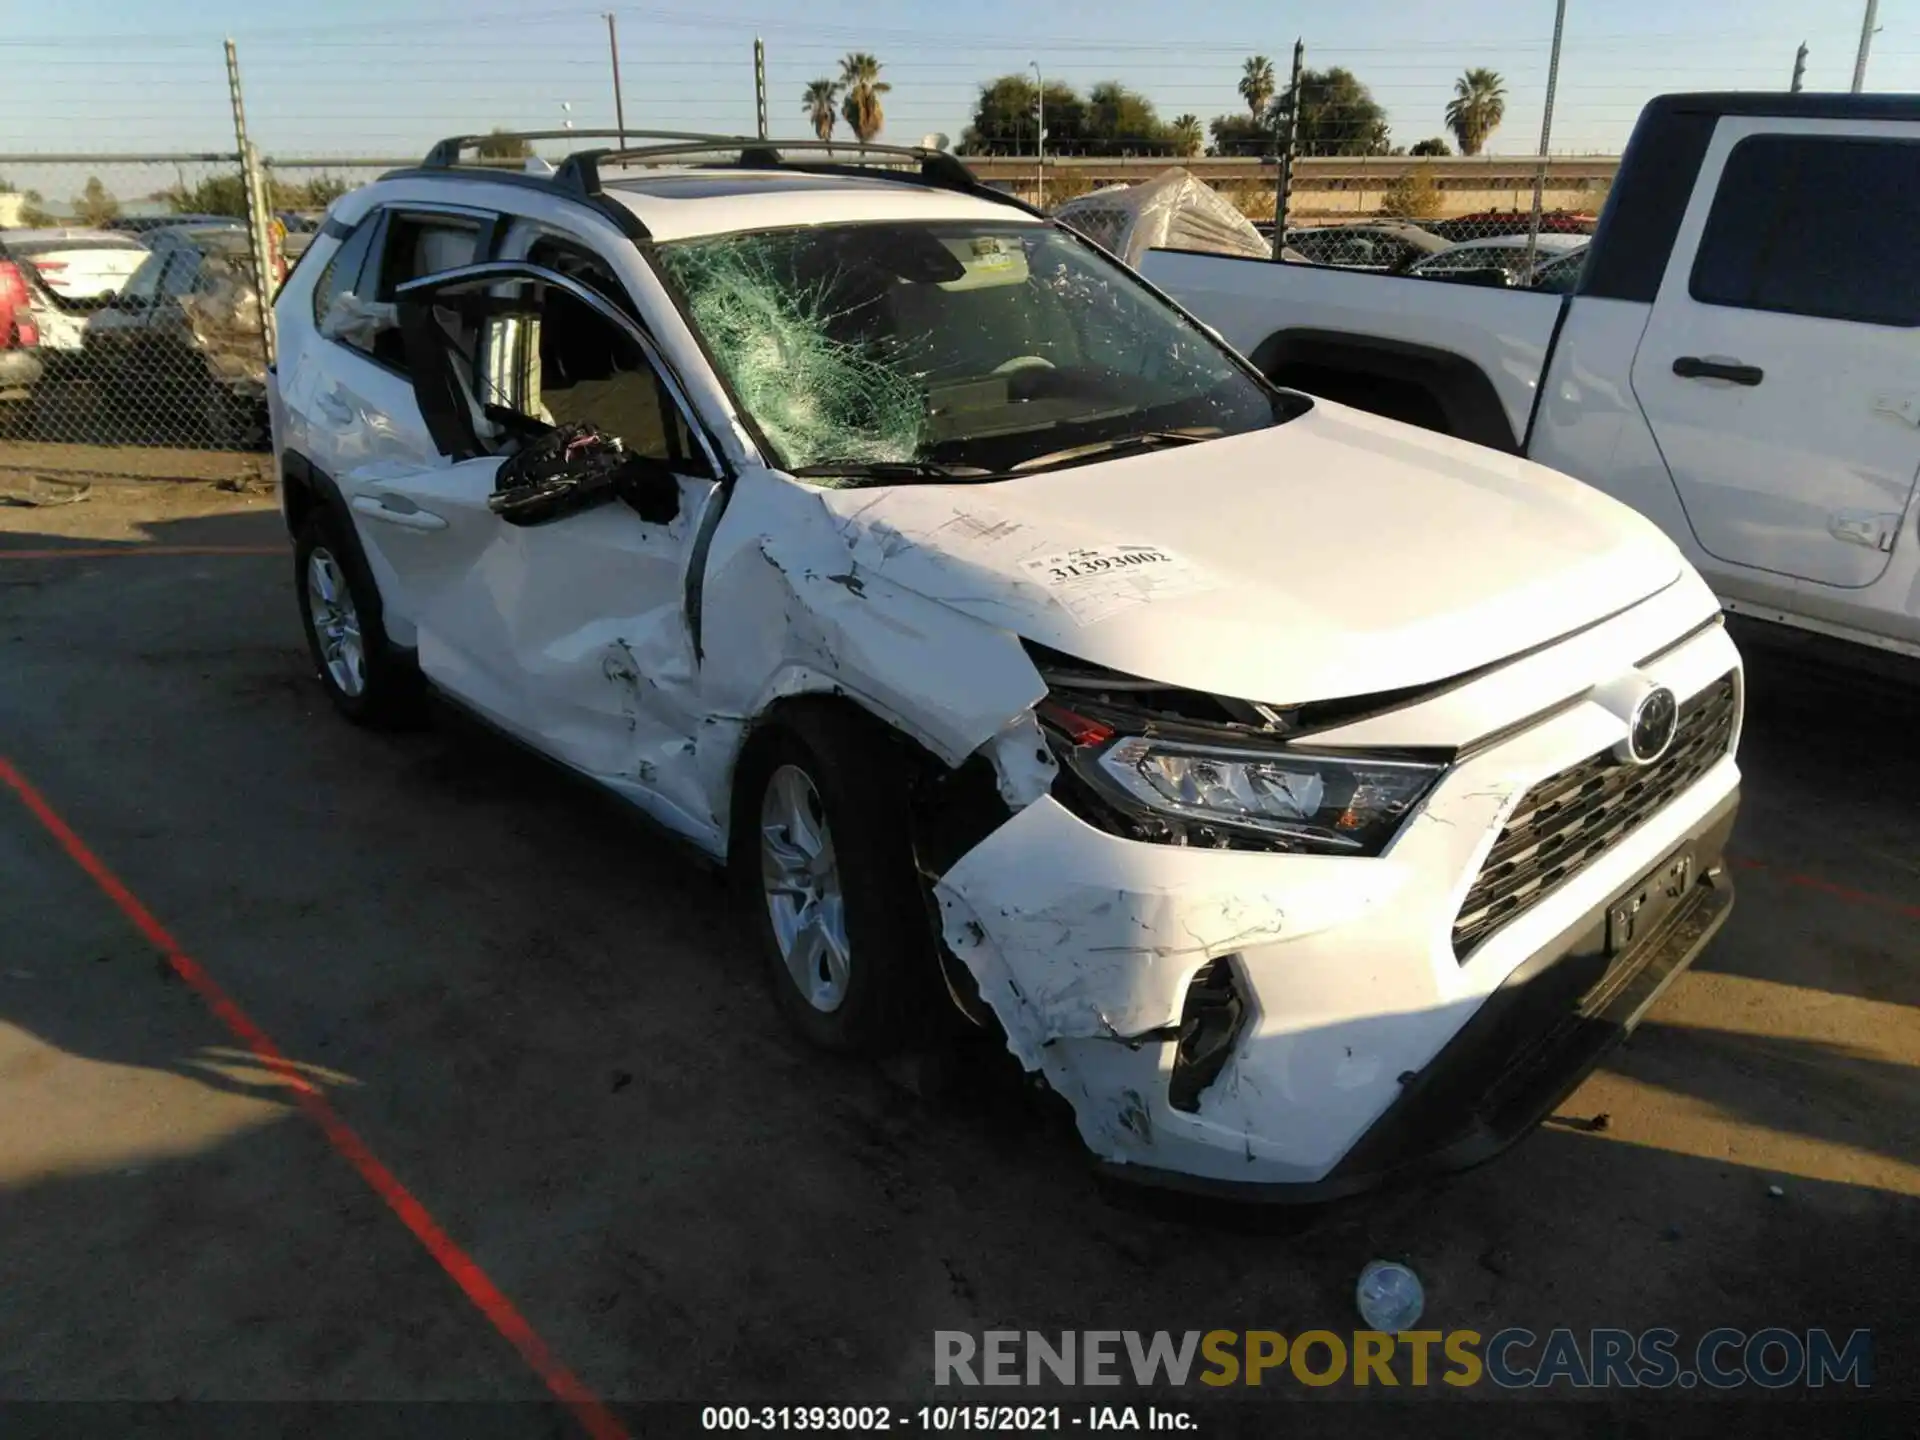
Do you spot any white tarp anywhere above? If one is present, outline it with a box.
[1052,168,1271,269]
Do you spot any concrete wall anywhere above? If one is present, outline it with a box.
[968,154,1618,220]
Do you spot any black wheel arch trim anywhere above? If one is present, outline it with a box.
[281,449,409,658]
[1247,327,1520,453]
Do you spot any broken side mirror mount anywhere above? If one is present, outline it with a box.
[612,452,682,526]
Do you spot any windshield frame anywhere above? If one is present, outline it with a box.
[641,214,1303,482]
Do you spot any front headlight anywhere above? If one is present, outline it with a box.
[1083,734,1444,855]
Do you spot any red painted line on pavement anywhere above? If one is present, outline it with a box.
[0,754,628,1440]
[0,545,286,560]
[1728,854,1920,921]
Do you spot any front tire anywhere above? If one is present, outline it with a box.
[293,509,421,727]
[731,703,946,1053]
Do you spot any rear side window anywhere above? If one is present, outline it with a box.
[370,215,484,368]
[1689,135,1920,327]
[310,213,383,330]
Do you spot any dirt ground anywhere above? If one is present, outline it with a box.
[0,479,1913,1431]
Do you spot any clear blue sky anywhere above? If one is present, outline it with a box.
[0,0,1909,191]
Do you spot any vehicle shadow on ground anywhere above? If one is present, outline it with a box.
[0,509,1914,1404]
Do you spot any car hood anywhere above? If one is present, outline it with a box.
[814,399,1683,703]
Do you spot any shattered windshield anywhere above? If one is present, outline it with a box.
[653,221,1291,482]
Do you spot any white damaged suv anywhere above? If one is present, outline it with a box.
[270,134,1743,1199]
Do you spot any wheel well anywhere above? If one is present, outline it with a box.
[280,455,319,538]
[1249,328,1518,451]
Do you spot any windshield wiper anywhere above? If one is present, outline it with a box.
[1008,427,1222,474]
[790,460,996,482]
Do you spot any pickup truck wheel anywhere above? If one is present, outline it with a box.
[293,509,423,728]
[732,704,945,1054]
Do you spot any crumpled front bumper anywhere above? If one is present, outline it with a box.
[933,626,1743,1198]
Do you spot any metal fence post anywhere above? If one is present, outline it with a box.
[225,39,276,367]
[1272,39,1303,260]
[754,38,769,141]
[1523,0,1569,277]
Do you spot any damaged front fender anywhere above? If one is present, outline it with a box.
[697,470,1052,809]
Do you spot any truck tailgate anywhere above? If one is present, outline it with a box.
[1143,250,1566,447]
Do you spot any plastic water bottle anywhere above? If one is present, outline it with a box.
[1355,1260,1425,1331]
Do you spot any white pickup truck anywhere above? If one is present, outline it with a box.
[1144,92,1920,663]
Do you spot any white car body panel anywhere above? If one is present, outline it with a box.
[1627,116,1920,595]
[805,402,1683,702]
[1139,249,1564,446]
[1146,109,1920,663]
[269,161,1746,1193]
[5,230,148,301]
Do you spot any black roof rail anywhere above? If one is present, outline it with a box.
[420,129,732,169]
[553,137,1042,218]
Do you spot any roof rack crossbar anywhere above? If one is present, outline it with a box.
[552,137,1039,218]
[421,129,736,169]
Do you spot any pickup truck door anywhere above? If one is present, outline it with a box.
[1629,120,1920,589]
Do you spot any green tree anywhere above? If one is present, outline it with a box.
[1169,114,1204,158]
[475,128,533,161]
[839,53,889,143]
[1280,67,1392,156]
[1,178,57,227]
[802,78,840,142]
[1409,136,1452,156]
[165,173,249,217]
[1379,169,1442,218]
[959,75,1083,155]
[1445,68,1506,155]
[1238,55,1276,121]
[1084,80,1171,153]
[73,175,120,226]
[1207,114,1272,157]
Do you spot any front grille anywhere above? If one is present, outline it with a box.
[1452,673,1738,960]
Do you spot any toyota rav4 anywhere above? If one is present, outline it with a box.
[269,133,1743,1199]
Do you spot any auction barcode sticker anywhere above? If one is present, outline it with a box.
[1018,544,1216,624]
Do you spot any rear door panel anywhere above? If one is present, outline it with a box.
[1629,119,1920,589]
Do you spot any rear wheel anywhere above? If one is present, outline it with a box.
[731,704,946,1053]
[294,508,422,727]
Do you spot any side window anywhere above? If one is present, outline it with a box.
[371,215,484,369]
[1690,135,1920,327]
[117,250,167,306]
[310,212,383,331]
[526,235,639,318]
[508,287,705,471]
[158,249,203,301]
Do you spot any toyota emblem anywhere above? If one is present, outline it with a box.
[1625,686,1679,765]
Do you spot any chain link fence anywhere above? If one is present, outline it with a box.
[0,16,1889,480]
[0,154,293,493]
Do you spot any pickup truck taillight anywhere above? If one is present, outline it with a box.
[0,261,38,349]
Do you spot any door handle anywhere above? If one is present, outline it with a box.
[351,494,447,531]
[1672,355,1764,386]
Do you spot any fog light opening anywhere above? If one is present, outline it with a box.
[1168,955,1248,1113]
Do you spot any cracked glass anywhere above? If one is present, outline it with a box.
[655,221,1293,483]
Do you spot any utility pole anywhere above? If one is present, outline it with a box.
[1272,39,1303,260]
[1030,61,1045,209]
[605,14,626,148]
[1852,0,1880,92]
[754,37,769,140]
[1791,42,1808,92]
[1523,0,1569,278]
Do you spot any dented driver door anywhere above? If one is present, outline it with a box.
[391,262,727,839]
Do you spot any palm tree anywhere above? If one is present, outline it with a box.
[838,52,890,143]
[1239,56,1276,121]
[1444,68,1506,155]
[1170,114,1204,158]
[802,79,840,142]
